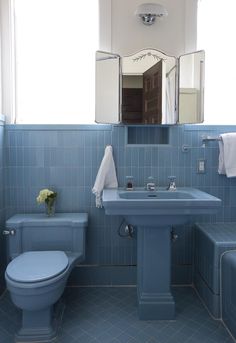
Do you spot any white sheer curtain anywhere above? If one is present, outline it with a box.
[14,0,98,124]
[197,0,236,124]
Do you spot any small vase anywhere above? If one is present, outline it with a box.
[45,198,56,217]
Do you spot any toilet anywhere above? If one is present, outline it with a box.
[4,213,88,343]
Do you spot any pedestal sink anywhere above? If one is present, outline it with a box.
[103,187,221,320]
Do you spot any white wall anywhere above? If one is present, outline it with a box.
[0,0,15,124]
[100,0,197,57]
[99,0,112,52]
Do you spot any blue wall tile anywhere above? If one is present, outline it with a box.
[4,124,236,286]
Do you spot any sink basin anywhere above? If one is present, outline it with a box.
[119,190,195,200]
[103,187,221,221]
[118,190,194,200]
[103,187,221,321]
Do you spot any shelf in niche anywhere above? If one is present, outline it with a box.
[126,126,169,145]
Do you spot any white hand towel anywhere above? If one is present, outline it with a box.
[218,139,226,175]
[92,145,118,207]
[218,133,236,177]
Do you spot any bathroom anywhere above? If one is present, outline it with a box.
[1,0,236,342]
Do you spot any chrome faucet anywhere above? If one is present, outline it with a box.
[146,176,156,191]
[167,176,177,191]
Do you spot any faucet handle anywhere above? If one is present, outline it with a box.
[146,176,156,191]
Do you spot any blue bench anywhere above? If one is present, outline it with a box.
[194,222,236,318]
[222,251,236,338]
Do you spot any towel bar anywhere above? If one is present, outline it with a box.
[202,135,222,142]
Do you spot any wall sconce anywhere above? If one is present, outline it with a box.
[135,3,168,25]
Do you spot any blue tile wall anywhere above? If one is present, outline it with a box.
[0,118,6,294]
[4,124,236,286]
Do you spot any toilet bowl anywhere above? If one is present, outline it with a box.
[4,213,88,343]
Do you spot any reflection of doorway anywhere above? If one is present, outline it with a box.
[122,75,143,124]
[121,60,163,124]
[143,60,162,124]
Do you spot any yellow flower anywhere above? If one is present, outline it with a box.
[36,189,55,204]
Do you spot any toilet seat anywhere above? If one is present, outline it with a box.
[6,251,69,283]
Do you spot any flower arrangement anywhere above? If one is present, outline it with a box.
[37,189,57,216]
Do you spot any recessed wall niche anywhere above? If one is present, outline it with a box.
[126,126,169,145]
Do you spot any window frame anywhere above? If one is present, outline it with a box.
[0,0,16,124]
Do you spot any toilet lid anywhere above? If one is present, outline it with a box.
[6,251,69,283]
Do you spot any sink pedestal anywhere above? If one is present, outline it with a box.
[103,187,221,321]
[137,226,175,320]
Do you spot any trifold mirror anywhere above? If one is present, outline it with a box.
[95,48,205,125]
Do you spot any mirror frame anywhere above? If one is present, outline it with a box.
[95,48,205,125]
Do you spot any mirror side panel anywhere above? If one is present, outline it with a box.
[178,50,205,124]
[95,51,121,124]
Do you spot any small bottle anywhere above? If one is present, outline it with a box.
[126,176,134,190]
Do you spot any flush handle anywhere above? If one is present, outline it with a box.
[2,229,15,236]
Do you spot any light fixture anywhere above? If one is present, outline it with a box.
[135,3,168,25]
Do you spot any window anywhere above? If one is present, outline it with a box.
[5,0,99,124]
[197,0,236,124]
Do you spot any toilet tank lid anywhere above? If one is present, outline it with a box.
[6,213,88,228]
[6,251,69,283]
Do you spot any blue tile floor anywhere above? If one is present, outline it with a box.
[0,286,234,343]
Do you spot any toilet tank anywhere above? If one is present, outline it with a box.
[5,213,88,260]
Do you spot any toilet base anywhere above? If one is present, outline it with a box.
[15,300,65,343]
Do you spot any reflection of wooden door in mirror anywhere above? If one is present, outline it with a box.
[122,87,143,124]
[143,60,162,124]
